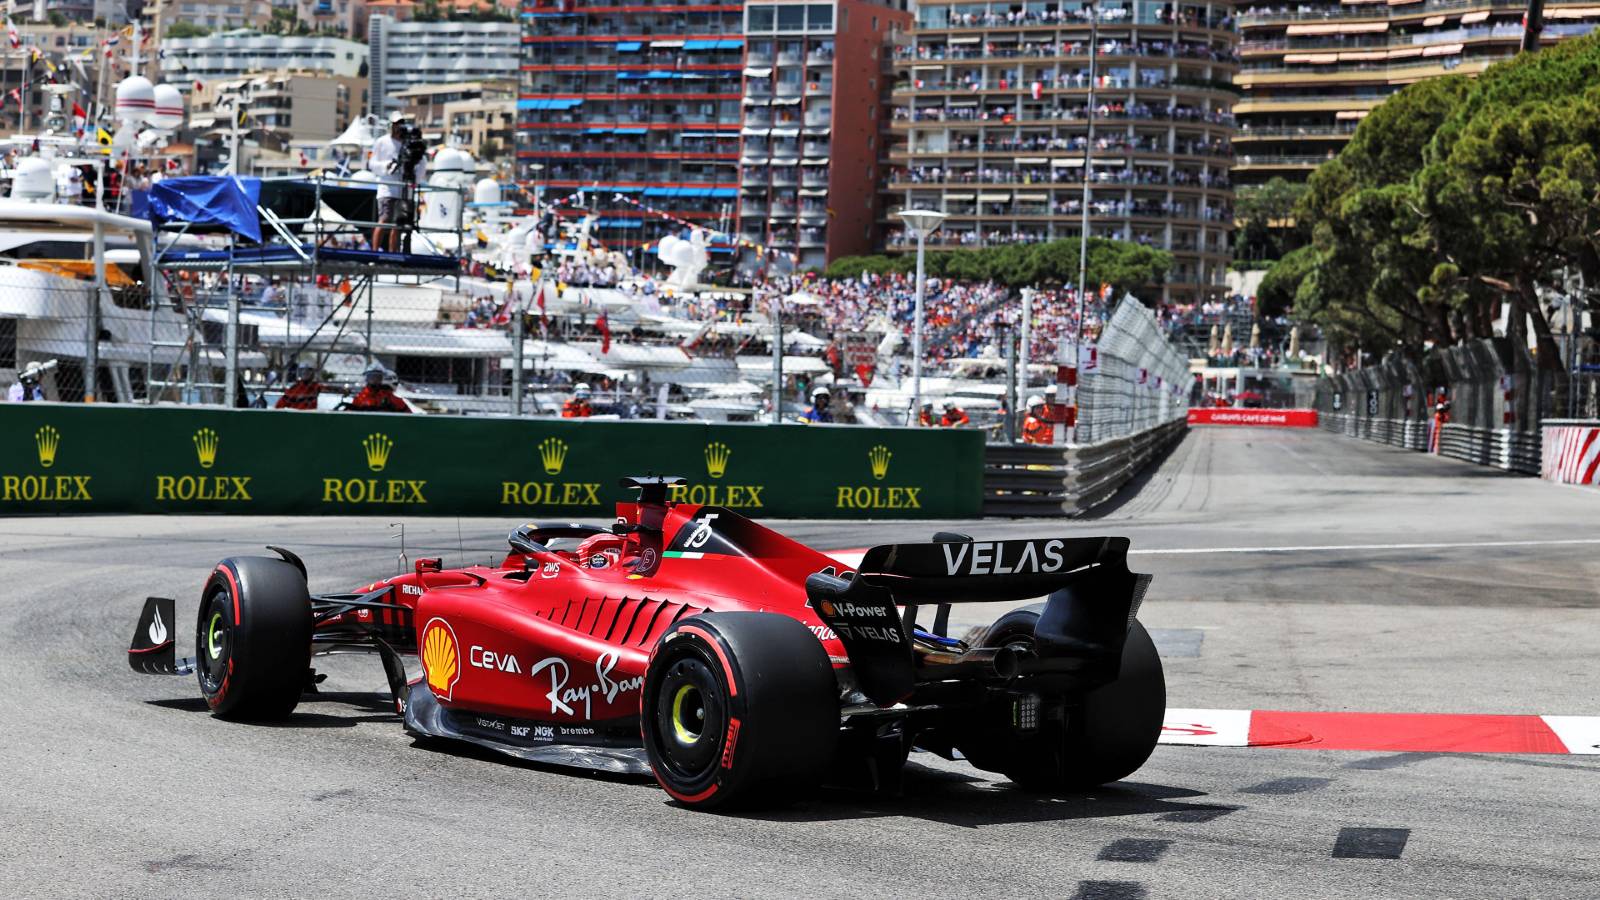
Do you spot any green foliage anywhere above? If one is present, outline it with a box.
[1234,177,1309,262]
[166,22,212,38]
[822,239,1171,293]
[1257,245,1317,317]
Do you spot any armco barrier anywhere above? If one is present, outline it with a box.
[0,405,984,518]
[1187,408,1318,428]
[1541,420,1600,485]
[1319,412,1540,474]
[982,420,1187,517]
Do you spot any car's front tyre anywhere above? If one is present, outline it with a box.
[196,556,312,720]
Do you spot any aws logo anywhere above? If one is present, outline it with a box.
[421,618,461,701]
[836,444,921,510]
[154,427,254,503]
[323,433,427,504]
[1,425,92,502]
[667,440,764,508]
[501,435,601,507]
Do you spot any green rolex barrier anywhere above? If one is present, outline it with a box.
[0,405,984,519]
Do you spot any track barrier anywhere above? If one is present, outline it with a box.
[0,405,984,518]
[1187,408,1317,427]
[1541,420,1600,486]
[982,419,1187,517]
[1312,338,1556,476]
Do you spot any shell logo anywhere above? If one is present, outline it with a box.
[421,617,460,701]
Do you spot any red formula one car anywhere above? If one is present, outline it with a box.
[129,476,1164,809]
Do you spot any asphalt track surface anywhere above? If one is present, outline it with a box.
[3,427,1598,898]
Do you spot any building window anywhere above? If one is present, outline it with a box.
[747,4,773,30]
[777,4,805,31]
[808,3,832,29]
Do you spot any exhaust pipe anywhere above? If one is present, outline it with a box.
[918,645,1021,682]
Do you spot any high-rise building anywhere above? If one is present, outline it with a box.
[737,0,910,271]
[886,0,1238,302]
[1234,4,1600,187]
[369,17,521,115]
[162,31,368,92]
[517,1,747,255]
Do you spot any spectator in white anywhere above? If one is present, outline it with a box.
[369,112,426,253]
[260,278,286,308]
[8,362,47,402]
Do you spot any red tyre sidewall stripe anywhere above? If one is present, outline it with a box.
[678,624,737,697]
[658,780,719,804]
[216,564,242,626]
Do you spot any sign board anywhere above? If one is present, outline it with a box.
[0,405,984,519]
[1366,390,1379,416]
[839,332,878,370]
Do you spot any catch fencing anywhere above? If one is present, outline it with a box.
[983,294,1190,516]
[1075,295,1191,444]
[1312,338,1550,474]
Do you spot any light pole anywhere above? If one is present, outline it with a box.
[1076,0,1099,367]
[896,208,946,423]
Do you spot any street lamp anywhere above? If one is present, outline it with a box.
[896,208,946,422]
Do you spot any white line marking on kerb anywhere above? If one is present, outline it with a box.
[1129,538,1600,556]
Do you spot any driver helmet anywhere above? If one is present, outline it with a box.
[574,382,592,400]
[1026,393,1046,410]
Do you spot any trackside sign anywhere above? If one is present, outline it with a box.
[1187,409,1318,428]
[0,405,984,519]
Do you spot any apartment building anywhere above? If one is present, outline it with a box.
[517,0,747,253]
[392,80,517,161]
[1234,1,1600,186]
[369,17,520,114]
[737,0,911,270]
[162,31,368,92]
[886,0,1238,301]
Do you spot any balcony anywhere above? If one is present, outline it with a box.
[1234,153,1329,168]
[799,228,826,247]
[806,49,834,65]
[801,167,828,187]
[742,168,769,185]
[776,81,803,97]
[805,79,832,96]
[740,199,769,216]
[804,109,832,127]
[772,168,800,186]
[777,51,803,65]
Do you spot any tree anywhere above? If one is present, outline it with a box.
[1290,75,1475,353]
[1233,177,1308,262]
[166,22,212,38]
[1257,245,1316,317]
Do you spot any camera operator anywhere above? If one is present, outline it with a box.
[369,112,427,253]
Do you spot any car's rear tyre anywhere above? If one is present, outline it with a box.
[968,610,1164,791]
[195,556,313,720]
[642,612,838,810]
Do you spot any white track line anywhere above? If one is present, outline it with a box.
[832,537,1600,565]
[1129,537,1600,556]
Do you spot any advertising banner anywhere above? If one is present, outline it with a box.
[0,405,985,519]
[1187,408,1318,428]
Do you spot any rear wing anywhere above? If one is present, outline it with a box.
[806,537,1150,705]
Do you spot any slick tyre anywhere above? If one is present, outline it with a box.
[972,610,1165,791]
[642,612,838,810]
[196,556,313,720]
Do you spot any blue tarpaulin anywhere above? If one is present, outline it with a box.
[146,176,262,243]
